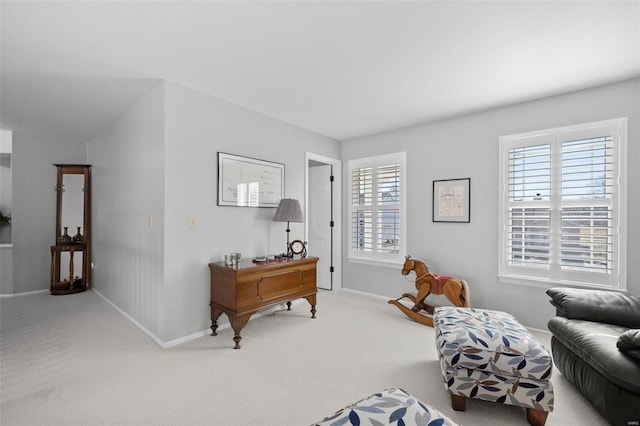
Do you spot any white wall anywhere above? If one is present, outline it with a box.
[0,245,12,294]
[9,76,636,339]
[161,81,340,342]
[87,82,166,338]
[341,78,640,330]
[86,81,340,343]
[10,132,86,294]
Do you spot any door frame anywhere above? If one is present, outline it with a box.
[305,152,342,290]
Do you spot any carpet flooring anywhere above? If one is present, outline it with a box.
[1,289,606,425]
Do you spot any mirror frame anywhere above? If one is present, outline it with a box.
[52,164,92,294]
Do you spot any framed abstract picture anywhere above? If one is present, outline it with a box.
[217,152,284,207]
[432,178,470,222]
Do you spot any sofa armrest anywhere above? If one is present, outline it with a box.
[547,287,640,328]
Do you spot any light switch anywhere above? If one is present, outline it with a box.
[188,215,198,228]
[147,215,153,228]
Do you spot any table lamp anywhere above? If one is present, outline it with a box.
[273,198,303,254]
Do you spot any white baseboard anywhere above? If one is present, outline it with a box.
[92,289,308,349]
[340,287,551,334]
[0,289,48,298]
[527,325,551,335]
[340,287,392,301]
[92,288,169,348]
[92,289,219,349]
[161,328,215,348]
[161,302,303,348]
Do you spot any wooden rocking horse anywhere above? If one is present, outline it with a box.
[389,255,470,327]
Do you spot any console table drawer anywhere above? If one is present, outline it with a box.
[257,269,302,300]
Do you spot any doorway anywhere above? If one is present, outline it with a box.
[305,153,341,290]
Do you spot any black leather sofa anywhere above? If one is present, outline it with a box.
[546,287,640,425]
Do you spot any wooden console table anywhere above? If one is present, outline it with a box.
[208,257,318,349]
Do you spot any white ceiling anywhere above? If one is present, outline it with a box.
[1,1,639,142]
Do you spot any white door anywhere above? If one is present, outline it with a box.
[308,164,332,290]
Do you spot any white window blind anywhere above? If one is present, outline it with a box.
[499,118,626,289]
[507,143,551,269]
[349,152,406,264]
[560,137,613,276]
[352,167,373,252]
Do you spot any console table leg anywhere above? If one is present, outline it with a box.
[230,315,250,349]
[210,306,223,336]
[304,294,317,319]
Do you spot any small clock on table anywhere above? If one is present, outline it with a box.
[288,239,307,259]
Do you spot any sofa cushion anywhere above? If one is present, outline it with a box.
[551,337,640,426]
[548,316,640,394]
[546,288,640,328]
[617,329,640,361]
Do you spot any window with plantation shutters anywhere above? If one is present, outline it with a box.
[499,118,627,289]
[349,152,406,264]
[507,143,551,269]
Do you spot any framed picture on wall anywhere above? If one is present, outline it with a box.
[432,178,470,222]
[217,152,284,207]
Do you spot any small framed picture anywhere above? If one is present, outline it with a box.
[433,178,470,223]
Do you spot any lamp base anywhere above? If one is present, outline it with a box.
[285,222,291,256]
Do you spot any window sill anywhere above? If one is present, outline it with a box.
[498,273,626,292]
[347,257,403,269]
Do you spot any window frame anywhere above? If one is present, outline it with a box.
[348,152,407,267]
[498,118,627,290]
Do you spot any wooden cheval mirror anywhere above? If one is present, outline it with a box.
[50,164,92,295]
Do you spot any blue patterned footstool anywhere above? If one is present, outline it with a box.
[311,387,458,426]
[433,307,554,426]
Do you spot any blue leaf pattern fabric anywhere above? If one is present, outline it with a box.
[390,407,407,422]
[434,307,554,414]
[434,307,553,380]
[348,410,360,426]
[312,387,458,426]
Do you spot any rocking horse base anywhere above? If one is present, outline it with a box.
[388,299,435,327]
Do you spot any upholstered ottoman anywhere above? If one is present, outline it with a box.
[311,387,458,426]
[433,307,554,426]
